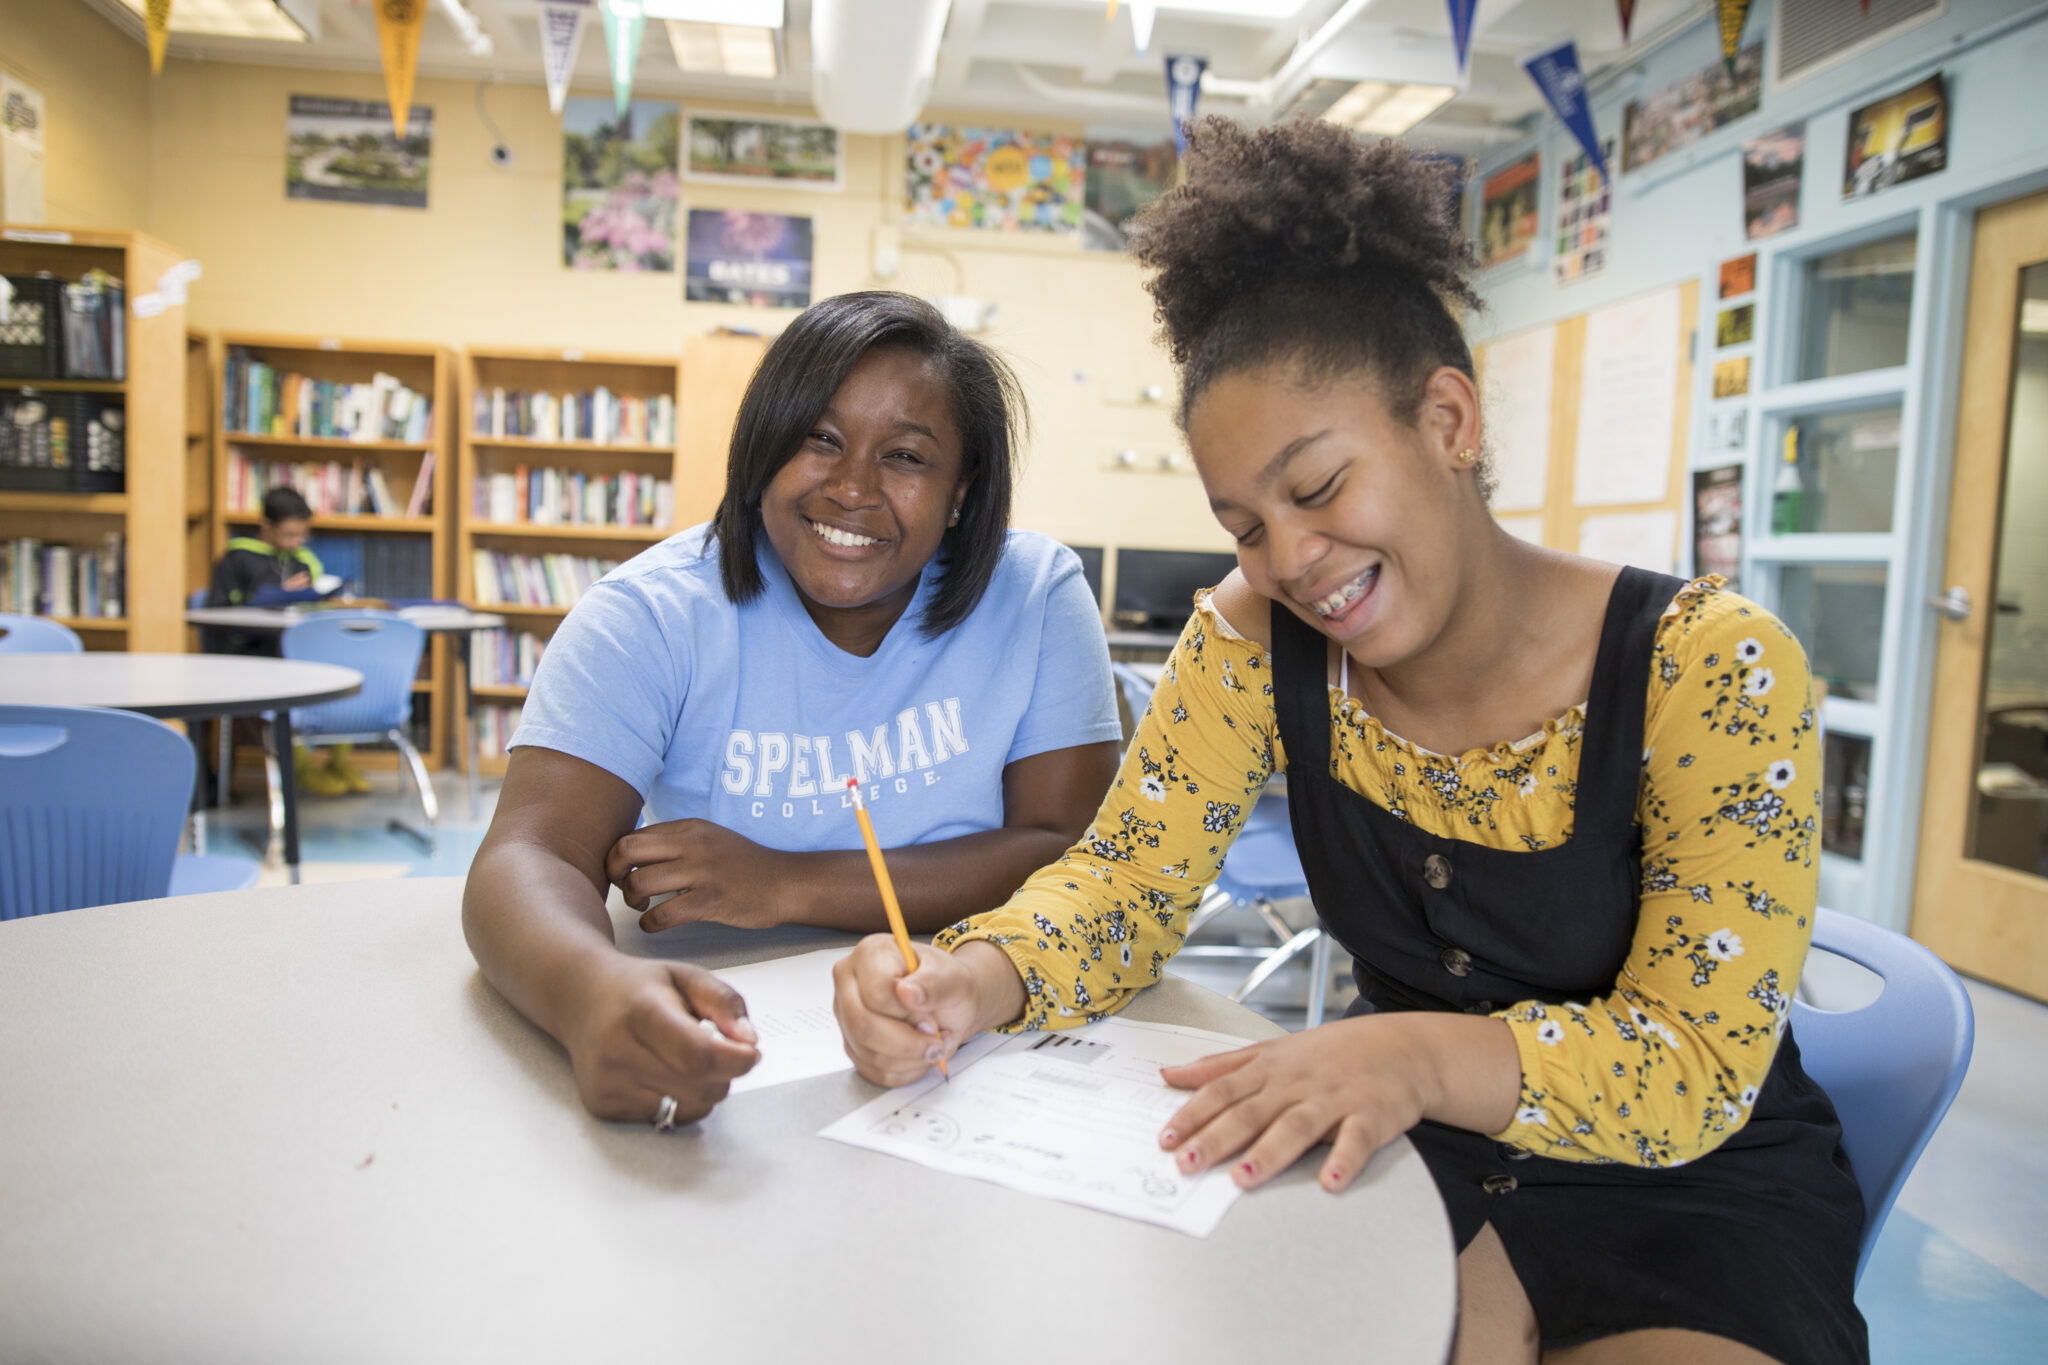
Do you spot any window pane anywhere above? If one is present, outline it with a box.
[1772,404,1901,534]
[1822,732,1871,861]
[1777,564,1886,702]
[1797,232,1916,380]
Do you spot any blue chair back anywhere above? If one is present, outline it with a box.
[0,614,84,653]
[0,705,193,919]
[280,613,424,737]
[1110,662,1156,736]
[1214,822,1310,901]
[188,588,208,610]
[1791,908,1975,1282]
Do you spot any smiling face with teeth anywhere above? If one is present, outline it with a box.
[758,347,969,656]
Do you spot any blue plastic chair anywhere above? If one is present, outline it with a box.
[168,854,262,895]
[0,614,84,653]
[1792,908,1976,1283]
[279,613,436,850]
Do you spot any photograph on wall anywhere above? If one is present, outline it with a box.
[1717,303,1755,348]
[562,97,680,272]
[1742,122,1804,239]
[684,112,841,191]
[284,95,431,209]
[1621,41,1764,174]
[905,125,1085,234]
[1712,354,1752,399]
[1478,152,1540,269]
[1845,72,1947,200]
[1083,134,1177,252]
[1704,404,1749,455]
[1553,137,1614,285]
[683,209,813,309]
[1692,464,1744,590]
[1719,251,1757,298]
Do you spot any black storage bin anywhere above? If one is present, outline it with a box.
[0,389,126,493]
[0,276,64,380]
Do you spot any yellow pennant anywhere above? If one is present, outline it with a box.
[146,0,172,74]
[375,0,428,138]
[1716,0,1752,75]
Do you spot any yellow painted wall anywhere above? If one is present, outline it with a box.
[0,0,152,228]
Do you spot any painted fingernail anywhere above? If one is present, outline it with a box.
[1238,1160,1257,1180]
[1324,1168,1343,1187]
[1181,1146,1200,1169]
[1159,1128,1177,1146]
[924,1044,943,1061]
[916,1018,938,1035]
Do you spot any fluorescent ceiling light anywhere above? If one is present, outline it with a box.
[664,21,780,78]
[643,0,783,25]
[115,0,311,41]
[1321,80,1456,136]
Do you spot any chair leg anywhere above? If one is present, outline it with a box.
[1186,884,1235,938]
[392,730,438,855]
[1306,928,1332,1029]
[1230,926,1321,1006]
[216,718,232,807]
[1253,897,1298,946]
[260,724,285,867]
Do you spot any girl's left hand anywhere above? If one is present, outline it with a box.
[1158,1016,1436,1194]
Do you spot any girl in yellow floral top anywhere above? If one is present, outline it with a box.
[831,119,1865,1365]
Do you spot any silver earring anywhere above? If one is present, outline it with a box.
[948,508,961,526]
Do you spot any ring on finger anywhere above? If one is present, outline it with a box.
[653,1094,679,1131]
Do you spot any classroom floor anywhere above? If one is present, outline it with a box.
[204,769,2048,1364]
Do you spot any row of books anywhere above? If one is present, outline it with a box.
[223,351,434,443]
[472,467,672,529]
[472,628,548,689]
[472,388,675,446]
[57,274,126,381]
[307,533,436,600]
[469,550,621,609]
[227,452,435,519]
[1,533,124,619]
[475,704,524,763]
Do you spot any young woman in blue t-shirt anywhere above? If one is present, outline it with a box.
[463,293,1123,1126]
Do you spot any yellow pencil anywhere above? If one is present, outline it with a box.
[846,777,947,1079]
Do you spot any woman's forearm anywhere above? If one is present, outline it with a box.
[777,826,1077,934]
[462,837,626,1046]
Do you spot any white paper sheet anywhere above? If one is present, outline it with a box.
[1578,510,1678,575]
[1575,288,1682,507]
[821,1016,1254,1237]
[1481,325,1556,512]
[710,948,867,1095]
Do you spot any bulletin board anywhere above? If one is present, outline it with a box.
[1475,280,1699,575]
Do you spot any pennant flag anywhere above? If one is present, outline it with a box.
[1524,41,1607,185]
[1717,0,1752,76]
[1616,0,1636,44]
[1129,1,1157,54]
[1165,54,1207,158]
[375,0,428,138]
[600,0,646,117]
[146,0,172,74]
[538,0,591,114]
[1446,0,1478,72]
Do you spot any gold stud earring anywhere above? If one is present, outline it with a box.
[1456,448,1478,464]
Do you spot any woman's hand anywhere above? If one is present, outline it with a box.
[560,956,761,1124]
[608,819,793,930]
[832,937,1026,1087]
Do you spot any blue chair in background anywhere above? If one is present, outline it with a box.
[278,613,436,852]
[1792,907,1976,1283]
[0,614,84,654]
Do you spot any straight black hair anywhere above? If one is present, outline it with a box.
[710,291,1026,637]
[261,487,313,524]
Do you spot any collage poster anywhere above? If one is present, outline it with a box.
[1620,42,1763,175]
[1083,136,1177,252]
[1742,122,1805,239]
[1554,137,1614,285]
[562,97,680,272]
[906,126,1086,234]
[1845,72,1947,200]
[1478,152,1540,269]
[1693,465,1743,590]
[285,95,432,209]
[683,210,813,309]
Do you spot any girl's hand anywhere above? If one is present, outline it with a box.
[1158,1016,1440,1194]
[832,937,1026,1087]
[608,819,791,930]
[561,957,761,1124]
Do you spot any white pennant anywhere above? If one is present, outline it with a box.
[1128,1,1156,54]
[538,0,592,115]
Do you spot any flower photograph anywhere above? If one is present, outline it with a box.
[562,97,680,272]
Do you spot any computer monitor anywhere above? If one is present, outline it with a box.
[1064,544,1105,612]
[1111,548,1238,631]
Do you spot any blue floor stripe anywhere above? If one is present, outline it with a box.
[1860,1211,2048,1364]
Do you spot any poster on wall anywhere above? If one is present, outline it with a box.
[562,97,679,272]
[1477,152,1540,268]
[1742,122,1804,240]
[1,75,45,223]
[1845,72,1947,200]
[1580,510,1678,575]
[1712,354,1752,398]
[1621,42,1762,174]
[1083,134,1177,252]
[1703,404,1749,456]
[1692,464,1743,589]
[284,95,431,209]
[1719,251,1756,298]
[684,112,841,191]
[1553,137,1613,285]
[905,126,1085,234]
[1575,287,1682,507]
[1716,303,1755,347]
[683,209,813,309]
[1478,325,1556,513]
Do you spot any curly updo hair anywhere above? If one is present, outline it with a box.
[1130,117,1495,498]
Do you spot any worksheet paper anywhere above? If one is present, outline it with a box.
[1480,325,1556,512]
[821,1017,1254,1237]
[1574,288,1682,507]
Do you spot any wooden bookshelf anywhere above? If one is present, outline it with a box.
[210,332,454,767]
[0,226,193,652]
[183,330,213,611]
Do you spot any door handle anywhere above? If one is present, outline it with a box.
[1929,586,1972,621]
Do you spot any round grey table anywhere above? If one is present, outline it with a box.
[0,652,361,879]
[0,878,1457,1364]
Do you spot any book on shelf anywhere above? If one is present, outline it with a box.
[222,350,434,442]
[228,452,433,519]
[468,550,621,609]
[476,703,526,763]
[404,452,435,518]
[308,533,436,600]
[0,532,124,619]
[472,627,549,689]
[472,386,675,446]
[472,467,674,529]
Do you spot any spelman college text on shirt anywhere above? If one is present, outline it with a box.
[512,524,1122,851]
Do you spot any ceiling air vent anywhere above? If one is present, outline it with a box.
[1774,0,1946,88]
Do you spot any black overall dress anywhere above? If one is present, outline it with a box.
[1269,568,1868,1364]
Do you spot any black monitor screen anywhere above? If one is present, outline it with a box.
[1064,544,1105,610]
[1112,548,1237,631]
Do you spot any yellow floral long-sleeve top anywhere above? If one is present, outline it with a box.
[935,577,1821,1169]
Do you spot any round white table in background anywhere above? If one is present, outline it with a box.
[0,877,1457,1364]
[0,652,361,878]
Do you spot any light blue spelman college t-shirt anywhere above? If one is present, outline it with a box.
[512,524,1122,850]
